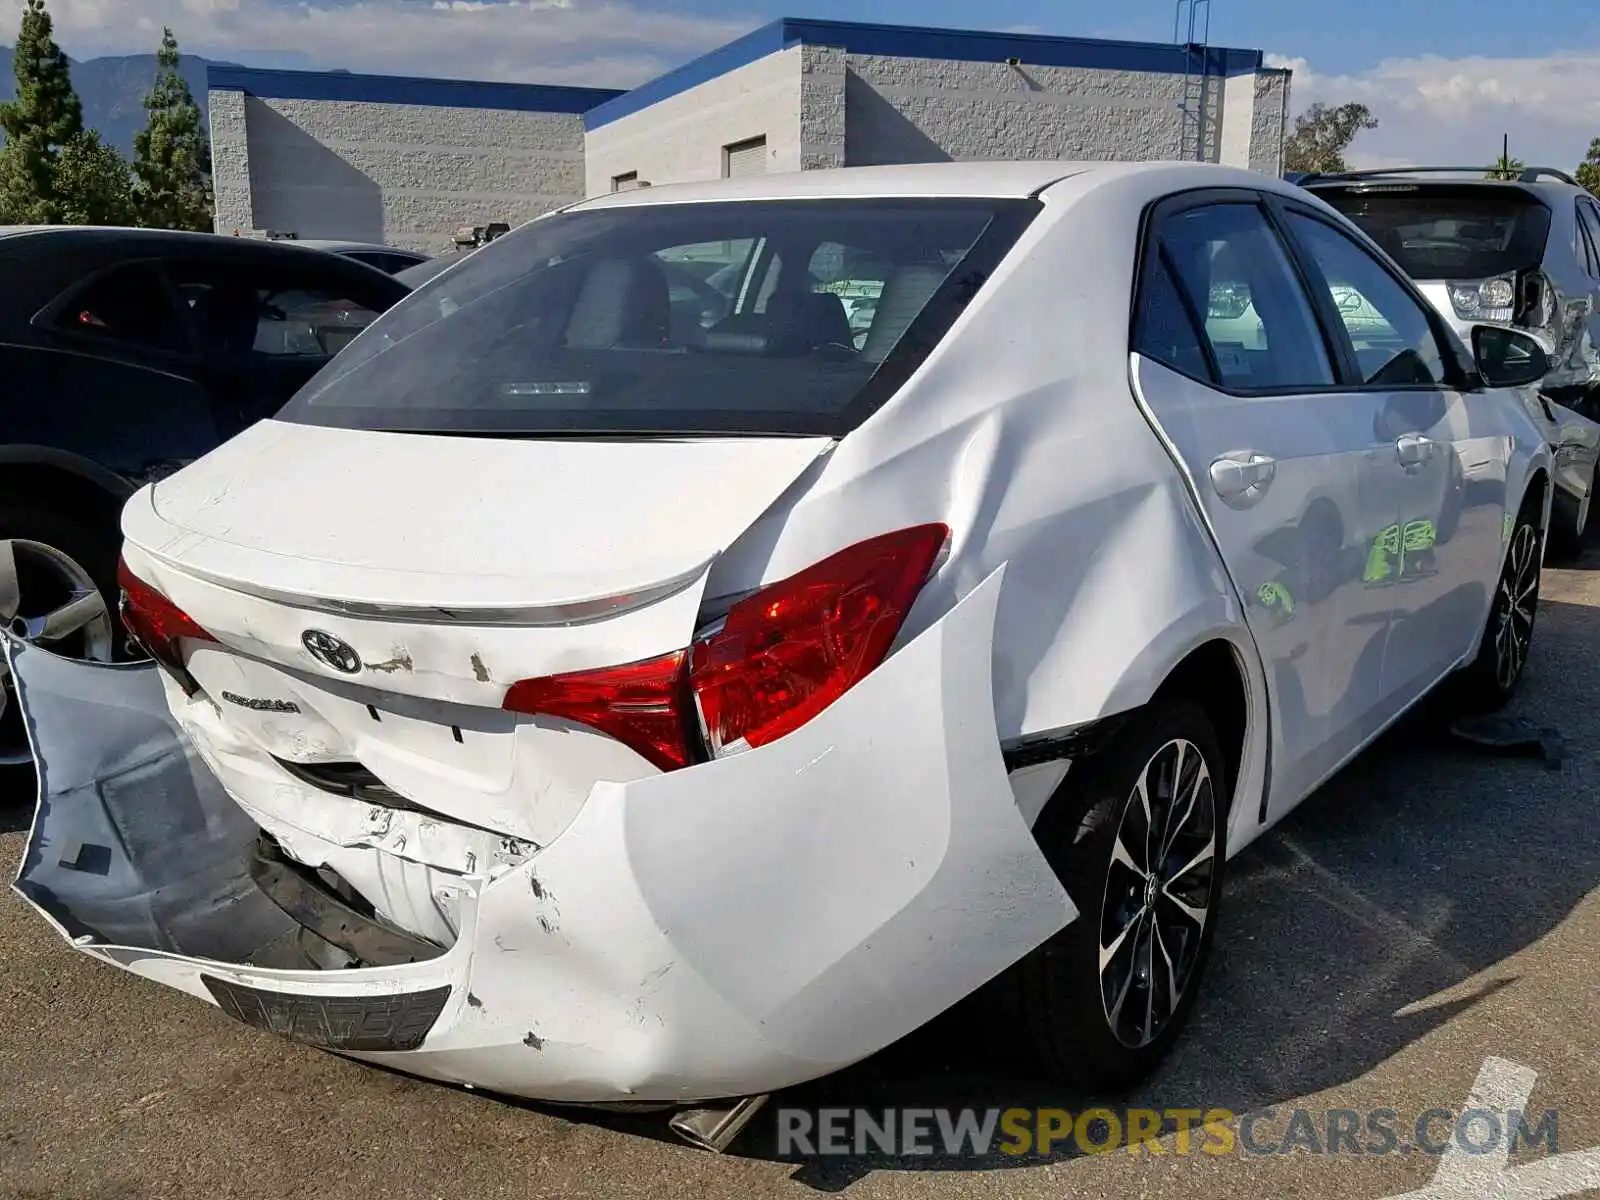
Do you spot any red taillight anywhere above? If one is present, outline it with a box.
[500,524,949,770]
[502,649,691,772]
[689,524,948,754]
[117,557,216,694]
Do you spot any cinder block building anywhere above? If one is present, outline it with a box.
[208,18,1291,251]
[583,19,1291,194]
[207,67,623,253]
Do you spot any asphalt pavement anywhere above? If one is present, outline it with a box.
[6,551,1600,1199]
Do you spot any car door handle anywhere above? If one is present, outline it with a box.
[1395,434,1435,470]
[1209,452,1277,501]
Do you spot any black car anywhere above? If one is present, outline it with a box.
[292,240,433,275]
[0,226,410,766]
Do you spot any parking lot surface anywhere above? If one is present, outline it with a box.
[6,553,1600,1200]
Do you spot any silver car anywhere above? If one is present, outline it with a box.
[1303,167,1600,551]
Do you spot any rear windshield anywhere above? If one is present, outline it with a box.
[278,198,1034,437]
[1309,184,1551,281]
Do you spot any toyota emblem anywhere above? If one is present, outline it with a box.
[301,629,362,674]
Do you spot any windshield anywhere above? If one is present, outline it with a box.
[278,198,1035,438]
[1310,184,1551,281]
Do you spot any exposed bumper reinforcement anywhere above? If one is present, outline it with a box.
[5,569,1076,1104]
[247,834,448,967]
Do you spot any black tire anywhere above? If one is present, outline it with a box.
[995,696,1227,1091]
[0,501,127,770]
[1439,489,1543,714]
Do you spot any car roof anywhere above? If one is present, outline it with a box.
[0,224,403,256]
[0,225,411,331]
[569,160,1305,211]
[395,255,466,286]
[295,240,426,256]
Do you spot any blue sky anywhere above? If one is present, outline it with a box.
[39,0,1600,170]
[653,0,1600,78]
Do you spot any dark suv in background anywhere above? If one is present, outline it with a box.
[0,227,409,766]
[1299,167,1600,551]
[1298,167,1600,411]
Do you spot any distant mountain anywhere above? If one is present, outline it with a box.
[0,47,229,153]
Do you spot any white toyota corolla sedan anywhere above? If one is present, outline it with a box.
[6,160,1554,1145]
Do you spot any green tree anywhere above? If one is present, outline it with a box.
[54,129,136,225]
[1578,138,1600,196]
[132,27,213,231]
[0,0,84,223]
[1486,152,1525,181]
[1282,102,1378,174]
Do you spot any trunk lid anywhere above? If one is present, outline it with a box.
[122,419,833,846]
[127,419,831,612]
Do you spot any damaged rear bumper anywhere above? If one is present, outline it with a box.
[5,571,1076,1104]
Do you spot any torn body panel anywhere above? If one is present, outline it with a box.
[6,569,1076,1103]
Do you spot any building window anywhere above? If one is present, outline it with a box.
[612,171,641,191]
[723,136,767,179]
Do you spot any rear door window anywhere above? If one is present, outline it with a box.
[50,263,192,356]
[166,262,385,361]
[1153,202,1337,391]
[257,288,382,358]
[1284,211,1449,388]
[1132,252,1213,383]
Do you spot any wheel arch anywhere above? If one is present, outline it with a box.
[0,447,134,531]
[1033,621,1271,862]
[1523,467,1551,527]
[1144,632,1270,860]
[1148,638,1251,814]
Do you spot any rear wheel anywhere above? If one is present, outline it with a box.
[0,504,123,768]
[1440,490,1543,714]
[997,697,1226,1090]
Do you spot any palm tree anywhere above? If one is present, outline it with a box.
[1486,134,1524,181]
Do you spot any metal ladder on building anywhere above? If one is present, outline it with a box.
[1174,0,1212,161]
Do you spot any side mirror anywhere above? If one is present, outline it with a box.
[1471,324,1552,389]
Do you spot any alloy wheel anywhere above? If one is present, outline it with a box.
[1492,523,1540,693]
[1097,737,1217,1049]
[0,539,116,766]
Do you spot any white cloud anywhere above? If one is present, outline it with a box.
[1267,49,1600,174]
[35,0,758,88]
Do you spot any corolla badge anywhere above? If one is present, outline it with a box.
[301,629,362,674]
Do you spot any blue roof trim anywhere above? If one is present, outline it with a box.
[584,16,1266,130]
[582,22,792,130]
[207,66,623,115]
